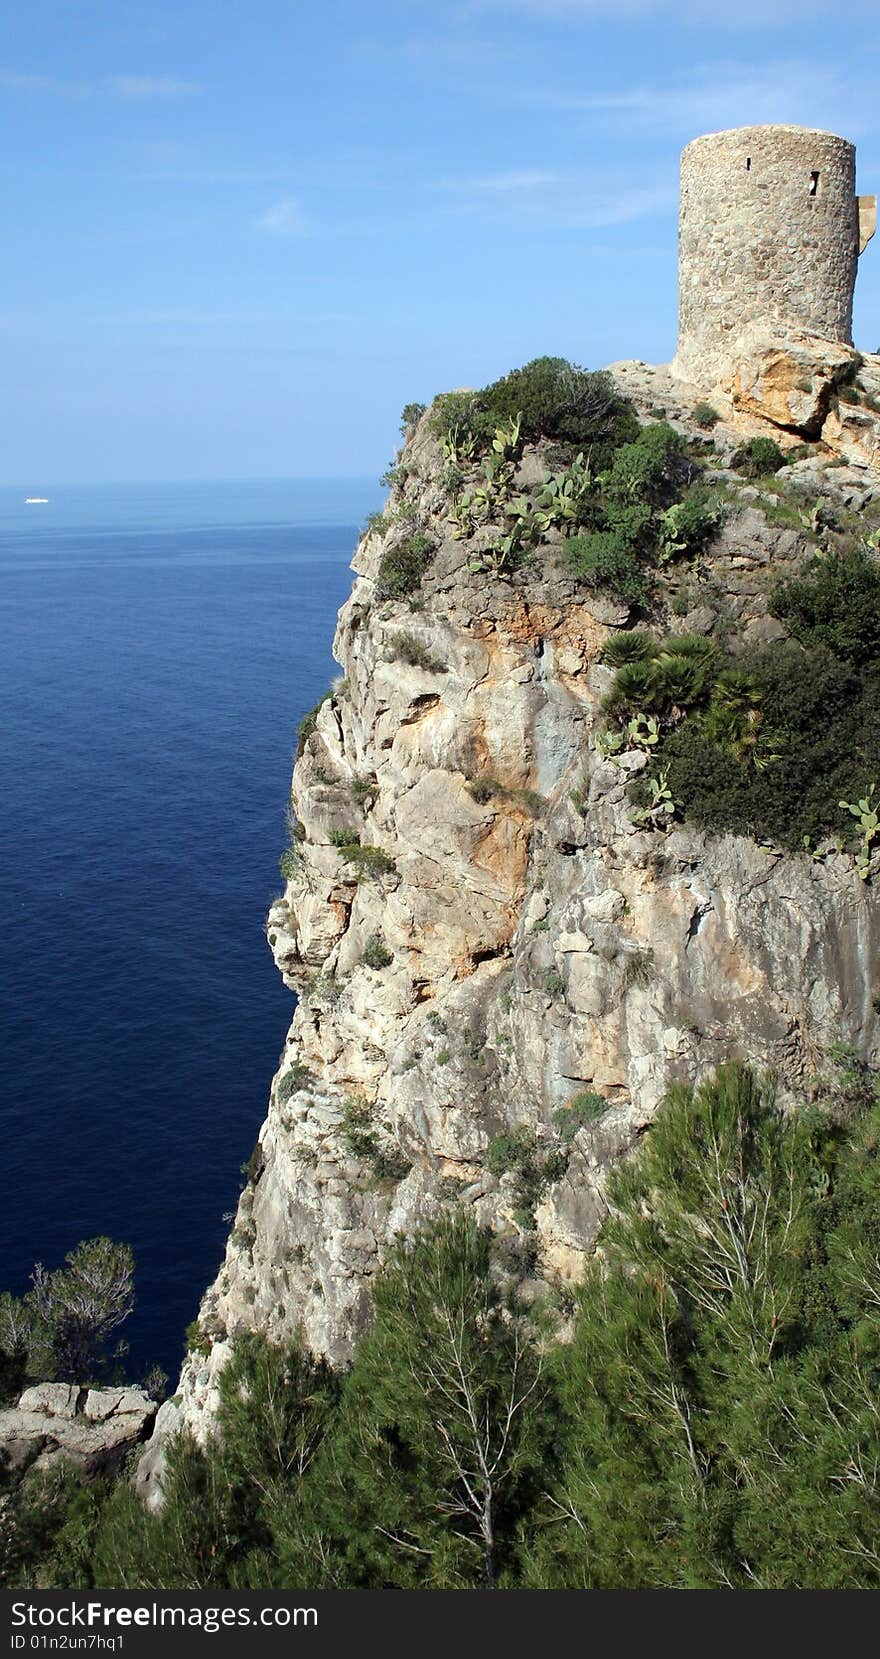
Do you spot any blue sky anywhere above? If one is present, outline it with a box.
[2,0,879,483]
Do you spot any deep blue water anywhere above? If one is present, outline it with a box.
[0,479,379,1383]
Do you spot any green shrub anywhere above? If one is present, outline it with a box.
[389,630,446,672]
[400,402,426,435]
[602,633,719,719]
[329,827,358,847]
[276,1064,311,1104]
[552,1093,610,1140]
[658,484,722,559]
[660,642,880,848]
[375,533,435,600]
[485,1129,536,1179]
[600,629,657,668]
[485,1126,568,1226]
[296,692,332,758]
[467,776,499,803]
[351,773,375,805]
[242,1141,264,1187]
[770,548,880,668]
[565,531,648,606]
[731,435,787,478]
[339,844,396,878]
[428,358,639,463]
[692,402,720,428]
[362,933,393,970]
[307,971,342,1006]
[603,423,690,509]
[478,359,639,457]
[278,846,300,879]
[184,1319,211,1359]
[340,1096,409,1181]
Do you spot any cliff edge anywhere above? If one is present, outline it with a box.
[137,350,880,1506]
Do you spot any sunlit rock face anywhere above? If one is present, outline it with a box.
[138,374,879,1504]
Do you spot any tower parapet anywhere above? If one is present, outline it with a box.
[675,124,875,384]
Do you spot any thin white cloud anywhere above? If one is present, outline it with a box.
[256,197,309,236]
[436,167,674,229]
[475,0,828,22]
[0,68,199,99]
[353,32,516,67]
[441,169,560,193]
[0,69,58,92]
[108,76,200,100]
[531,59,867,137]
[121,308,352,327]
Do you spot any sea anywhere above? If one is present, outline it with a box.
[0,478,381,1384]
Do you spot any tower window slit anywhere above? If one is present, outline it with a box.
[746,157,751,171]
[809,170,820,195]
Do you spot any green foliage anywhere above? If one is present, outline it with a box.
[657,485,722,561]
[429,358,639,464]
[603,422,689,508]
[339,1096,408,1181]
[329,826,357,847]
[350,773,375,805]
[306,971,342,1006]
[293,1216,552,1586]
[565,531,648,606]
[399,402,426,435]
[524,1062,880,1589]
[770,548,880,668]
[1,1461,112,1590]
[295,691,332,758]
[839,784,879,880]
[338,843,396,879]
[37,1072,880,1589]
[660,642,880,849]
[465,777,543,815]
[485,1127,568,1226]
[0,1239,135,1386]
[276,1063,311,1104]
[185,1319,211,1359]
[375,532,435,600]
[389,630,446,672]
[529,451,596,531]
[601,633,720,720]
[731,435,787,478]
[82,1336,338,1590]
[362,933,393,970]
[692,402,720,428]
[562,425,712,603]
[629,767,677,828]
[552,1092,610,1140]
[600,629,658,667]
[278,846,300,879]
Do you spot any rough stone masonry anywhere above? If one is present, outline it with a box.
[675,124,876,385]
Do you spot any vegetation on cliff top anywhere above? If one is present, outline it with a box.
[9,1056,880,1591]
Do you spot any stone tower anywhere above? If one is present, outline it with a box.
[675,124,876,384]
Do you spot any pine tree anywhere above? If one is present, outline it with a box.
[278,1215,553,1587]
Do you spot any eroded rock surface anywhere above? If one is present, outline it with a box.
[0,1384,156,1479]
[139,373,880,1494]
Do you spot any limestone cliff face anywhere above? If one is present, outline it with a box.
[137,364,880,1505]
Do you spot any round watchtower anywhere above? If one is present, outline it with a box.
[675,125,869,384]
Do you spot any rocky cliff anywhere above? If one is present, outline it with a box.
[137,348,880,1507]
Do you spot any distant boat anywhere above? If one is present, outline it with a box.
[25,497,48,504]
